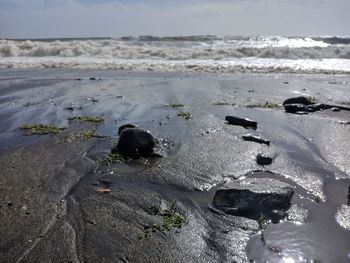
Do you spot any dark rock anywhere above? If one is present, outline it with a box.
[336,105,350,111]
[308,103,332,112]
[64,104,82,111]
[65,106,74,111]
[113,124,158,158]
[89,77,96,81]
[225,116,257,129]
[213,178,294,222]
[337,121,350,125]
[348,185,350,206]
[283,96,312,106]
[242,134,270,146]
[118,124,138,135]
[256,154,273,165]
[284,103,309,113]
[285,102,343,114]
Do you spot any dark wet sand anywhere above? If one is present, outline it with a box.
[0,69,350,263]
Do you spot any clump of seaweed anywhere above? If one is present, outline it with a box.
[102,152,124,164]
[177,112,192,120]
[68,115,104,123]
[20,124,65,135]
[246,101,281,109]
[165,103,185,108]
[74,128,106,139]
[62,128,108,142]
[212,101,233,106]
[139,195,186,239]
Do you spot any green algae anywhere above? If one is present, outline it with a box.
[177,112,192,120]
[139,195,186,239]
[212,101,233,106]
[165,103,185,108]
[20,124,65,135]
[246,101,281,109]
[68,115,104,123]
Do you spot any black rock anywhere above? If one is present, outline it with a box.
[348,185,350,206]
[65,106,74,111]
[256,154,273,165]
[337,121,350,125]
[285,101,345,114]
[113,124,158,158]
[308,103,332,112]
[64,104,82,111]
[225,116,257,129]
[242,134,270,146]
[213,178,294,221]
[118,124,138,135]
[89,77,96,81]
[283,96,312,106]
[284,103,309,113]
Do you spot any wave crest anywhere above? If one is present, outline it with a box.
[1,57,350,74]
[1,38,350,60]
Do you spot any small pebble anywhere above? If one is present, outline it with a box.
[256,154,273,165]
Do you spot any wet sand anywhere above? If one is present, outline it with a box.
[0,69,350,262]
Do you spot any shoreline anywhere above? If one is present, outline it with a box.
[0,69,350,262]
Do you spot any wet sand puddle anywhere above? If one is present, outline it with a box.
[237,110,350,262]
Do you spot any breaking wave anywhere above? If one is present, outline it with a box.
[1,36,350,74]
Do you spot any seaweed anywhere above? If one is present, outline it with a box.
[20,124,65,135]
[165,103,185,108]
[246,101,281,109]
[74,129,105,139]
[62,128,108,142]
[68,115,104,123]
[102,152,125,164]
[177,112,192,120]
[139,195,186,239]
[212,101,233,106]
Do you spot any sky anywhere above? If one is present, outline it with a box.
[0,0,349,38]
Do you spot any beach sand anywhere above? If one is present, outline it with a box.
[0,69,350,262]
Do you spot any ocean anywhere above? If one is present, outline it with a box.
[1,35,350,74]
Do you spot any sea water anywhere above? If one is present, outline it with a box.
[1,35,350,74]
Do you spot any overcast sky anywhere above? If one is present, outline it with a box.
[0,0,349,38]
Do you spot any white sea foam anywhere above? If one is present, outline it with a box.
[1,36,350,74]
[2,57,350,74]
